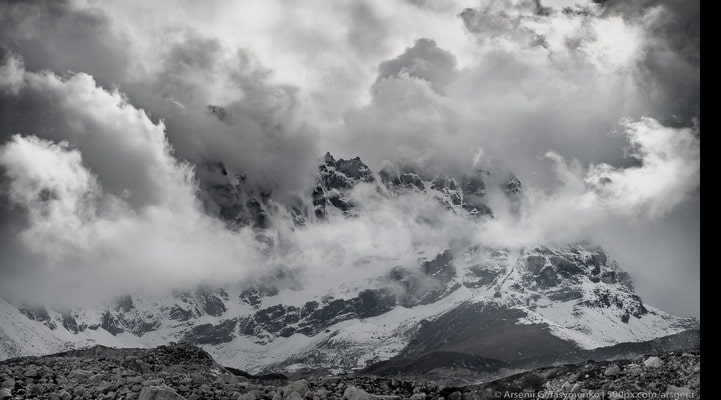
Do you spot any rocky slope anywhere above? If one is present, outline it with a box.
[0,342,700,399]
[0,153,699,379]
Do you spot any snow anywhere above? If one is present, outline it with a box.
[0,242,697,371]
[207,285,474,372]
[517,297,686,349]
[0,297,150,359]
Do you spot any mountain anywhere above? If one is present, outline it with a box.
[0,153,698,381]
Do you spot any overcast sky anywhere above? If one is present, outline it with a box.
[0,0,699,316]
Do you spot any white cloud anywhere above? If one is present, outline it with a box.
[0,61,264,301]
[0,135,106,256]
[585,118,700,219]
[473,117,700,249]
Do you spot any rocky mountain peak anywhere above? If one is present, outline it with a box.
[198,152,526,228]
[0,152,697,380]
[313,153,375,218]
[196,161,273,231]
[207,104,227,121]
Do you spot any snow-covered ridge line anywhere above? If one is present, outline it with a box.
[0,154,698,373]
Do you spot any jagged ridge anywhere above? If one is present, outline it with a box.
[0,152,698,380]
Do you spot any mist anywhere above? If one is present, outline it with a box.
[0,0,699,317]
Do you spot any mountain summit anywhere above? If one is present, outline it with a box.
[0,153,698,379]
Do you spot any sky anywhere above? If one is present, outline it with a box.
[0,0,700,316]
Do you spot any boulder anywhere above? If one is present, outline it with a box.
[343,386,377,400]
[643,356,664,368]
[138,385,186,400]
[283,379,310,397]
[665,385,694,396]
[604,364,621,376]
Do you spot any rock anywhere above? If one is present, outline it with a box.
[604,364,621,376]
[24,368,39,378]
[185,319,238,345]
[238,392,257,400]
[0,388,10,399]
[0,340,700,400]
[97,382,115,394]
[138,385,186,400]
[218,374,246,385]
[286,393,303,400]
[666,385,694,396]
[190,374,205,386]
[28,383,43,394]
[343,386,377,400]
[283,379,310,397]
[644,356,664,368]
[68,369,94,381]
[57,390,72,400]
[73,385,85,396]
[321,376,341,385]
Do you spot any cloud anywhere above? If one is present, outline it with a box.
[0,135,104,255]
[0,0,700,315]
[584,118,700,219]
[336,0,699,188]
[0,55,474,305]
[0,1,321,201]
[465,115,700,316]
[0,58,189,209]
[475,117,700,245]
[0,59,264,302]
[0,1,132,87]
[377,38,458,94]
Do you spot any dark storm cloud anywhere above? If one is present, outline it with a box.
[377,38,458,94]
[122,29,320,199]
[345,2,393,58]
[1,1,321,201]
[0,61,174,208]
[602,0,699,123]
[575,0,700,125]
[0,0,130,88]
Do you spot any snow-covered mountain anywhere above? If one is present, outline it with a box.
[0,153,698,377]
